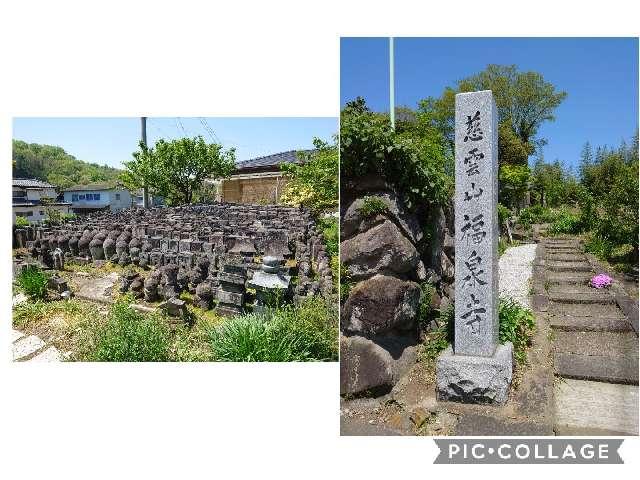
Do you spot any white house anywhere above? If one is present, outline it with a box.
[63,184,132,213]
[12,178,71,224]
[131,189,165,207]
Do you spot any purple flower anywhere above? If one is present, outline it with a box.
[590,273,613,289]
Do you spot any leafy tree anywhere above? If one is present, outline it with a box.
[418,64,566,165]
[341,97,451,209]
[279,137,338,214]
[530,158,576,207]
[12,140,122,189]
[122,136,235,205]
[499,163,530,210]
[14,216,29,228]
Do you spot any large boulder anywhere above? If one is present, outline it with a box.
[341,220,419,280]
[342,192,423,244]
[341,274,421,336]
[340,334,417,395]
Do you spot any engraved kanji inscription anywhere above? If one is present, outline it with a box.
[460,213,486,245]
[460,293,486,335]
[463,182,484,201]
[461,250,487,288]
[463,110,483,142]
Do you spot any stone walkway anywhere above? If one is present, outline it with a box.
[498,243,537,309]
[12,329,62,362]
[540,237,638,435]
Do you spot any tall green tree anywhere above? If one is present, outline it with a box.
[418,64,566,165]
[280,137,338,214]
[122,136,235,205]
[12,140,122,188]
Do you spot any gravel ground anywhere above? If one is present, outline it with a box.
[499,243,537,309]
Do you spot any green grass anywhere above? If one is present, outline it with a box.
[549,211,582,235]
[419,298,536,366]
[207,296,338,362]
[15,265,49,300]
[416,282,435,329]
[357,196,388,218]
[498,298,536,365]
[80,297,172,362]
[419,303,455,363]
[317,216,338,257]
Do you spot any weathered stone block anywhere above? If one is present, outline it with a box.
[341,274,421,336]
[340,220,419,280]
[436,343,513,404]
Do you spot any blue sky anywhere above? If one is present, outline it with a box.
[12,117,338,169]
[341,37,639,170]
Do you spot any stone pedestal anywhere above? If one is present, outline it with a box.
[436,343,513,404]
[436,90,512,404]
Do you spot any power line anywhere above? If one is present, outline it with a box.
[176,117,188,136]
[199,117,222,144]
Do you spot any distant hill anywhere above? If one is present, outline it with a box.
[12,139,123,190]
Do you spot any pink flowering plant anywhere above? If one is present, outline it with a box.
[590,273,613,289]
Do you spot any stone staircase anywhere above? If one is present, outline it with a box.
[541,237,638,435]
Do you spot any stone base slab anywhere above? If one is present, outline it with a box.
[436,343,513,405]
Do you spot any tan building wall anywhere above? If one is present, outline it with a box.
[221,174,288,205]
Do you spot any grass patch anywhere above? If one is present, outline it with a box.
[357,196,388,218]
[549,211,582,235]
[419,303,455,364]
[79,297,171,362]
[317,216,338,257]
[499,298,536,365]
[207,296,338,362]
[419,298,536,366]
[64,261,146,277]
[416,282,436,329]
[15,265,49,300]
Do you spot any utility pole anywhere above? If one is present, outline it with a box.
[389,37,395,131]
[141,117,149,208]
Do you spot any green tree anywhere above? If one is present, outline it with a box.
[499,163,530,210]
[12,140,122,189]
[418,64,566,165]
[340,97,451,209]
[279,137,338,214]
[122,136,236,205]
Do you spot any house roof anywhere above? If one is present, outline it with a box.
[234,149,313,173]
[63,183,121,192]
[13,178,56,189]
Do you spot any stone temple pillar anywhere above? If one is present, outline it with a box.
[436,90,513,404]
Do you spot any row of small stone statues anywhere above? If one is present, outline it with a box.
[76,203,312,237]
[24,222,333,318]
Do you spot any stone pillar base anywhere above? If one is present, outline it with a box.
[436,342,513,405]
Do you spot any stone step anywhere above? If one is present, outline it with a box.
[544,247,581,253]
[555,352,639,384]
[549,292,614,304]
[546,274,592,285]
[550,302,624,318]
[554,331,638,357]
[544,254,585,262]
[543,241,580,247]
[546,262,592,273]
[554,378,639,435]
[12,335,46,361]
[548,284,609,295]
[550,315,633,332]
[553,331,638,384]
